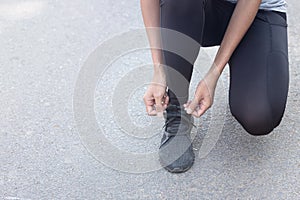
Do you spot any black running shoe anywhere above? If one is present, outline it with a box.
[158,104,196,173]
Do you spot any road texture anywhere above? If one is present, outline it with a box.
[0,0,299,199]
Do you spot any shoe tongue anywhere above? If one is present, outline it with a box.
[166,104,180,113]
[165,110,181,122]
[165,105,182,133]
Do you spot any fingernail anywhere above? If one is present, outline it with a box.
[186,108,192,114]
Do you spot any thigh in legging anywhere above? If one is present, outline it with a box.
[159,0,234,102]
[159,0,204,102]
[229,11,289,136]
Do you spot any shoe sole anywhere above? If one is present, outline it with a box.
[159,157,195,173]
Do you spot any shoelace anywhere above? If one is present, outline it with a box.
[162,105,197,136]
[159,105,197,147]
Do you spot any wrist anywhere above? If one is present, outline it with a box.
[151,49,163,66]
[153,62,165,73]
[208,62,222,79]
[213,52,229,75]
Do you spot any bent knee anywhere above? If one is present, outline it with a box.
[240,116,275,136]
[231,107,283,136]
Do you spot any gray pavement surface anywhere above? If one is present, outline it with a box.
[0,0,299,199]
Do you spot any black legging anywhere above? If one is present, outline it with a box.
[159,0,289,135]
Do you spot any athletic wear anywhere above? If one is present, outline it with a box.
[159,0,289,135]
[226,0,287,12]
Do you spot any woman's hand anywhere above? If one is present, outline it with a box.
[143,65,169,116]
[184,65,220,117]
[141,0,167,116]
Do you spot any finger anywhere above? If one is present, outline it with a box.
[146,105,157,116]
[164,95,169,106]
[183,100,192,108]
[185,98,199,114]
[144,95,156,115]
[143,94,153,105]
[193,102,209,117]
[191,105,201,117]
[148,108,157,116]
[162,95,169,110]
[197,106,207,117]
[154,95,164,113]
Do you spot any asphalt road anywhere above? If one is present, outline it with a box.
[0,0,299,199]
